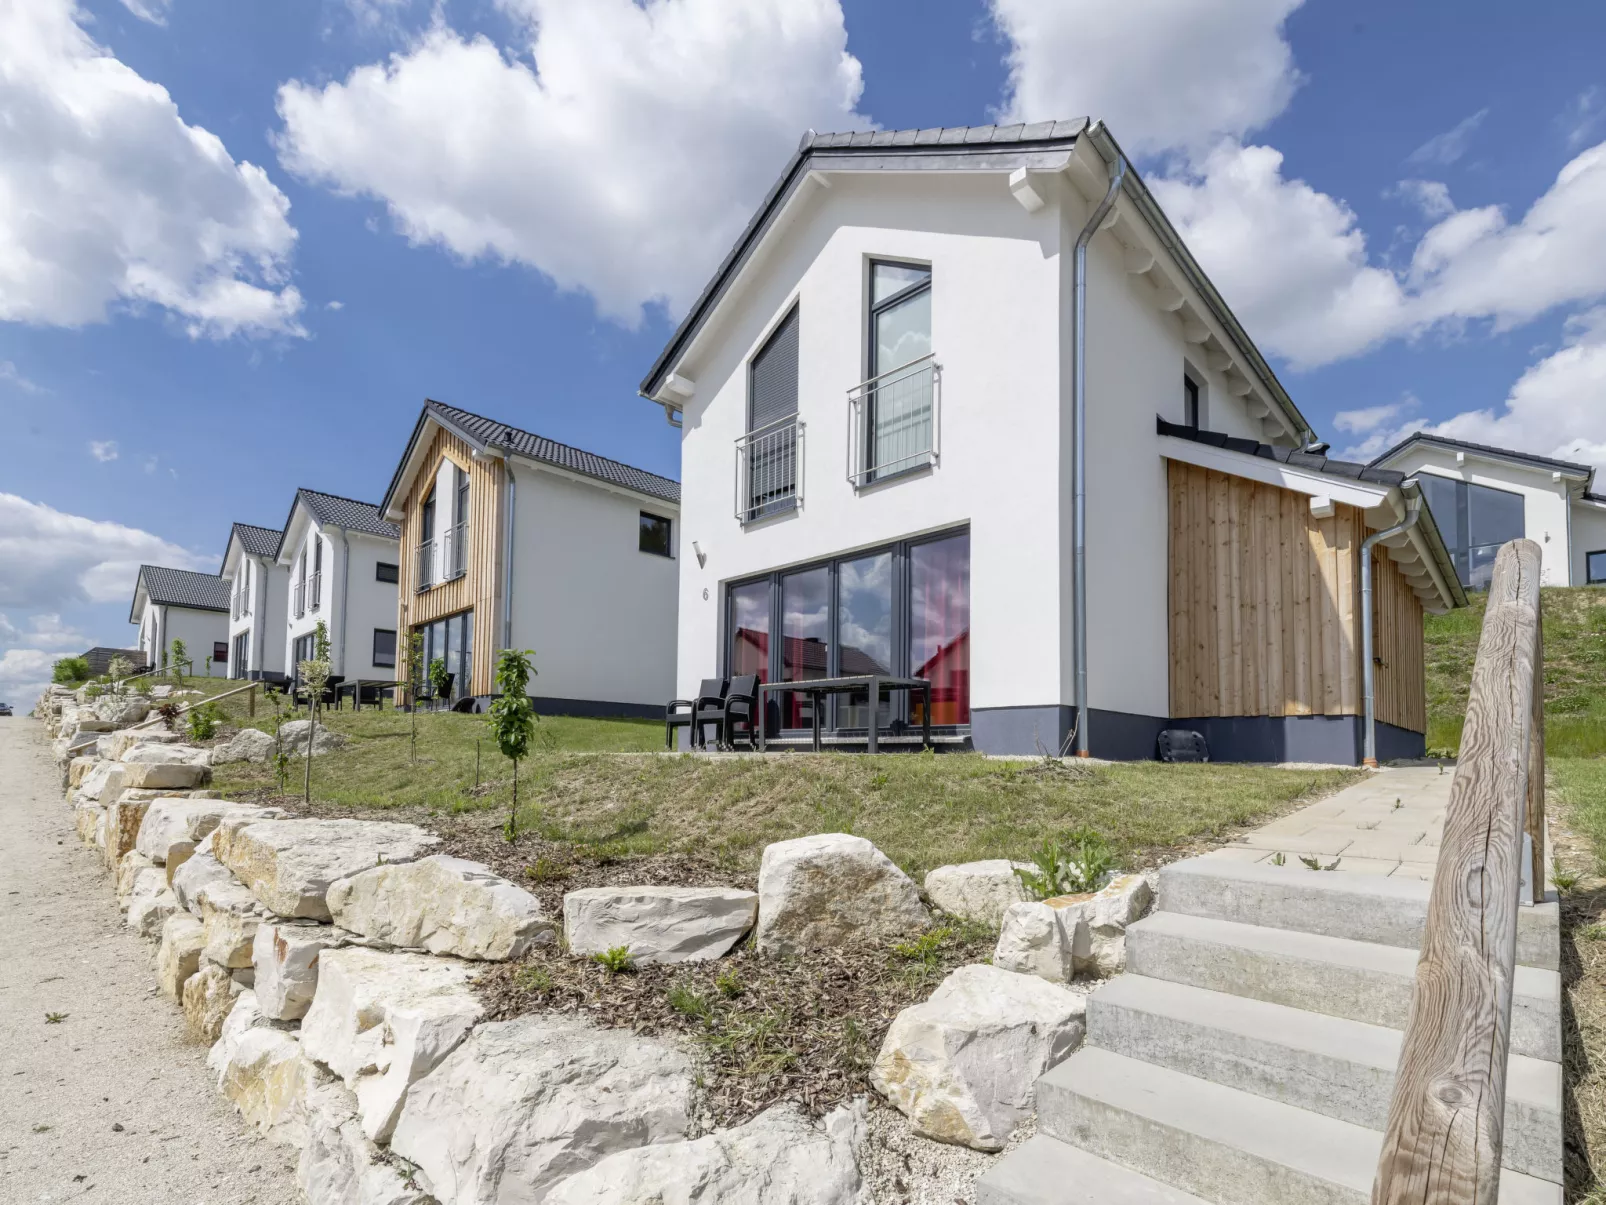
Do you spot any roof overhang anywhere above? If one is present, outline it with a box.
[378,402,503,523]
[1373,433,1595,489]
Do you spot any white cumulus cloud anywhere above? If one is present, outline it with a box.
[0,0,304,338]
[275,0,870,325]
[88,440,119,462]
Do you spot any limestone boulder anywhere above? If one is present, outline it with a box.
[1042,873,1153,977]
[924,860,1032,928]
[214,818,440,921]
[563,885,757,966]
[119,741,208,765]
[198,878,272,969]
[108,728,180,759]
[390,1014,696,1205]
[544,1100,867,1205]
[299,1081,434,1205]
[134,800,288,866]
[66,755,100,788]
[328,855,556,962]
[253,921,349,1021]
[992,899,1088,984]
[74,802,106,846]
[871,963,1086,1151]
[279,719,347,757]
[212,726,278,765]
[301,948,483,1143]
[182,962,241,1042]
[102,797,154,869]
[77,760,128,803]
[93,694,150,726]
[126,871,178,938]
[755,833,927,957]
[173,850,234,915]
[157,912,206,999]
[121,761,210,791]
[220,1027,318,1146]
[116,850,156,904]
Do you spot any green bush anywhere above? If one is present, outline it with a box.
[52,656,91,685]
[1014,829,1116,899]
[188,702,224,742]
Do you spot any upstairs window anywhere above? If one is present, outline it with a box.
[1418,474,1526,590]
[854,261,935,485]
[639,512,673,557]
[739,306,802,522]
[376,561,399,584]
[1184,374,1201,429]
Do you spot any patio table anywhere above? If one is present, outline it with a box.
[757,675,931,753]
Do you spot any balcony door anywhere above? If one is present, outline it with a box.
[744,306,799,520]
[865,261,932,482]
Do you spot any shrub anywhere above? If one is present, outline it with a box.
[156,701,183,732]
[188,702,223,742]
[107,655,134,682]
[1014,829,1115,900]
[52,656,90,685]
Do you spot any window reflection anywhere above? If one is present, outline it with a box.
[729,581,770,684]
[1418,474,1526,590]
[838,553,893,728]
[910,532,970,726]
[781,567,829,728]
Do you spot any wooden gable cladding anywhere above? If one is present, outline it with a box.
[1166,459,1424,725]
[1371,545,1427,734]
[396,425,505,697]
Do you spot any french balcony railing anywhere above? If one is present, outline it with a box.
[735,415,804,524]
[444,522,468,581]
[415,540,436,593]
[292,581,306,619]
[847,353,938,488]
[308,570,322,612]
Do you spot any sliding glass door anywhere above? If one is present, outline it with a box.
[413,608,474,702]
[910,532,970,726]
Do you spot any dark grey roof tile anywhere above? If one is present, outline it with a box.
[295,489,400,539]
[138,566,231,613]
[231,523,283,559]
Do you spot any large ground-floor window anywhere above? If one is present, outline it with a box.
[413,608,474,702]
[725,527,969,734]
[1417,473,1526,590]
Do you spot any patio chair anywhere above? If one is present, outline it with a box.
[717,674,761,751]
[668,678,725,750]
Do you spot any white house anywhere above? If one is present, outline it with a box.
[221,522,289,680]
[640,119,1465,763]
[1370,433,1606,589]
[129,565,231,678]
[277,489,402,687]
[378,400,680,714]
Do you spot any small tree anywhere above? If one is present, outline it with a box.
[428,656,451,711]
[297,620,333,805]
[107,655,133,684]
[169,638,188,685]
[403,629,425,763]
[487,648,538,841]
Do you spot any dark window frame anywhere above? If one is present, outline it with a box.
[376,561,399,584]
[1417,473,1527,590]
[861,259,935,487]
[373,628,398,669]
[213,640,228,664]
[722,524,969,736]
[639,512,673,558]
[1183,372,1202,430]
[1587,549,1606,585]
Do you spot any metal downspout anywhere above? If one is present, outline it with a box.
[1072,152,1127,757]
[503,459,517,655]
[1361,493,1422,767]
[337,529,351,678]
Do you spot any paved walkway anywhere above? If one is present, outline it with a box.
[0,717,298,1204]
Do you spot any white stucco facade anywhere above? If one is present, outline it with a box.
[278,494,401,683]
[222,531,289,679]
[132,597,229,678]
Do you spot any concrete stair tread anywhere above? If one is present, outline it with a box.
[1039,1047,1560,1204]
[975,1135,1214,1205]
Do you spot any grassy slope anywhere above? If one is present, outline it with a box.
[211,706,1359,880]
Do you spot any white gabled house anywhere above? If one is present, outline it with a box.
[641,118,1466,764]
[129,565,232,677]
[1370,433,1606,589]
[378,400,680,714]
[222,523,289,680]
[277,489,402,686]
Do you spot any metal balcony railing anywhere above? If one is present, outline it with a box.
[292,581,306,619]
[444,522,468,581]
[847,353,938,488]
[308,570,322,612]
[735,415,803,524]
[415,540,435,593]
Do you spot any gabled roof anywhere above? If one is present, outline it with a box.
[130,565,230,621]
[1369,432,1596,483]
[287,489,400,540]
[379,399,681,516]
[638,118,1313,445]
[230,523,283,559]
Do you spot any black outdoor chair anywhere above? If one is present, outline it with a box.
[667,678,725,749]
[452,695,479,714]
[706,674,759,751]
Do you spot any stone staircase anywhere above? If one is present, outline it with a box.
[976,772,1565,1205]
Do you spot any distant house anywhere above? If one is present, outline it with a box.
[80,646,146,677]
[129,565,231,677]
[222,522,289,680]
[276,489,400,686]
[378,400,680,713]
[640,118,1465,763]
[1371,433,1606,589]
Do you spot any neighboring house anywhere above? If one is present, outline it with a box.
[129,565,231,677]
[222,522,289,680]
[277,489,401,686]
[80,646,146,677]
[640,118,1465,763]
[378,400,680,714]
[1370,433,1606,589]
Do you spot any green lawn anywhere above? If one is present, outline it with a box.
[210,705,1360,879]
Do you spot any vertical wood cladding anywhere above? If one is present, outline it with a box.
[1167,459,1426,733]
[396,426,505,697]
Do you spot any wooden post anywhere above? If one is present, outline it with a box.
[1371,539,1543,1205]
[248,681,256,719]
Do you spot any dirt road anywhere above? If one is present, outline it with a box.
[0,716,299,1204]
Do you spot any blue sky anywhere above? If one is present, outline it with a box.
[2,0,1604,702]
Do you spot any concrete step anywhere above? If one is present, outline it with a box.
[1125,911,1560,1062]
[975,1135,1213,1205]
[1036,1047,1561,1205]
[1087,974,1562,1182]
[1159,855,1559,970]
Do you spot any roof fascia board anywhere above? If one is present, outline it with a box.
[1389,441,1593,483]
[276,498,314,566]
[510,451,682,511]
[378,406,454,521]
[1159,435,1391,510]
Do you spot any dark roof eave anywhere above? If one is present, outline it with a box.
[1370,431,1596,484]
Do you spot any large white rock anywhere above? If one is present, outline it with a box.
[871,963,1086,1151]
[755,833,927,957]
[119,741,207,765]
[76,760,128,803]
[93,694,150,726]
[253,921,349,1021]
[1040,874,1154,977]
[544,1100,867,1205]
[102,797,154,870]
[137,799,280,863]
[121,761,210,791]
[183,962,241,1042]
[924,860,1031,928]
[221,1028,318,1146]
[992,899,1088,984]
[328,855,556,962]
[279,719,347,757]
[562,886,757,967]
[213,818,441,921]
[126,870,178,938]
[67,755,100,788]
[391,1014,696,1205]
[198,878,272,969]
[157,912,206,999]
[301,948,483,1143]
[108,728,181,759]
[173,850,234,916]
[116,850,155,904]
[299,1081,434,1205]
[212,726,278,765]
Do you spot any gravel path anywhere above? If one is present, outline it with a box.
[0,716,299,1204]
